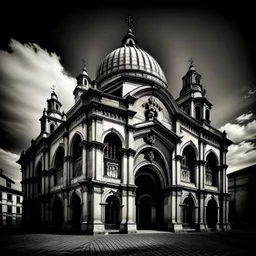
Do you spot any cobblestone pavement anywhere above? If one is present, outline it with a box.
[0,231,256,256]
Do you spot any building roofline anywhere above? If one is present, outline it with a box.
[227,164,256,178]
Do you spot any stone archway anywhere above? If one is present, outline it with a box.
[182,196,195,228]
[71,194,81,230]
[206,198,218,231]
[52,197,63,231]
[105,195,121,229]
[135,166,163,230]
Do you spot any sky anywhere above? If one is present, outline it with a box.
[0,4,255,190]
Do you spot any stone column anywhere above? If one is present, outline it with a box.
[63,131,69,188]
[127,189,137,233]
[91,185,105,235]
[82,143,86,178]
[81,185,88,232]
[191,99,195,118]
[120,189,127,232]
[197,193,207,231]
[62,189,71,231]
[203,103,206,120]
[163,192,172,230]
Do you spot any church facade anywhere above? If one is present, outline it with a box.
[17,17,232,235]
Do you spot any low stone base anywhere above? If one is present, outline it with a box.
[172,223,183,232]
[87,221,106,235]
[81,222,88,233]
[196,223,208,232]
[127,222,137,234]
[222,223,232,231]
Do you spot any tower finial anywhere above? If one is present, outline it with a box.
[82,58,87,70]
[125,15,134,31]
[189,58,194,66]
[51,85,56,92]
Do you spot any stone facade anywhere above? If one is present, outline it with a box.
[17,18,232,234]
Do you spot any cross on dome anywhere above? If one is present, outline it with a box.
[125,15,134,31]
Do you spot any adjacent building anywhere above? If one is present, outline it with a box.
[228,164,256,230]
[0,169,23,229]
[17,17,233,234]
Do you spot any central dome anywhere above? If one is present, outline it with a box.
[95,26,167,88]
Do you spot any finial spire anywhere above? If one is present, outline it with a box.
[51,85,56,92]
[82,58,87,70]
[189,58,194,66]
[125,15,134,31]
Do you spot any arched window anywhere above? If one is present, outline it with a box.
[54,147,64,185]
[195,106,201,120]
[50,124,55,133]
[181,145,196,183]
[72,135,82,178]
[195,75,200,84]
[36,162,42,194]
[184,77,189,87]
[206,153,218,186]
[206,109,210,121]
[103,133,122,178]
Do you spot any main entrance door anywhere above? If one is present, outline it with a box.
[135,166,162,230]
[206,198,218,230]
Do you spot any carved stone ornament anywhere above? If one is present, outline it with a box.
[144,132,156,146]
[142,96,162,121]
[145,150,154,163]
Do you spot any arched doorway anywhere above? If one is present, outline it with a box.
[135,166,163,230]
[105,196,121,229]
[71,194,81,230]
[182,196,194,228]
[206,198,218,230]
[52,197,63,231]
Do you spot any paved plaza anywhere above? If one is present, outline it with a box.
[0,230,255,256]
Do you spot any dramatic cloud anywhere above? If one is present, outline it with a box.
[226,142,256,173]
[236,112,254,123]
[243,85,256,99]
[220,115,256,144]
[0,149,21,190]
[0,39,76,153]
[220,112,256,173]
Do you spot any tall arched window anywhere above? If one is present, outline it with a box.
[195,106,201,120]
[36,161,42,194]
[72,135,82,178]
[50,124,55,133]
[181,145,196,183]
[206,153,218,186]
[195,75,200,84]
[103,133,122,178]
[206,109,210,121]
[54,147,64,185]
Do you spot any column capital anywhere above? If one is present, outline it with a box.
[122,148,136,157]
[175,155,183,162]
[197,160,206,166]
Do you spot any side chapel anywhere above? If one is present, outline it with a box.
[17,16,232,234]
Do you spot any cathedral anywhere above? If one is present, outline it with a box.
[17,16,232,235]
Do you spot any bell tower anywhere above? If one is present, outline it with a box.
[40,86,66,135]
[176,59,212,123]
[73,61,91,103]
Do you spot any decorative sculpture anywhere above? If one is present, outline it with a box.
[142,96,162,121]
